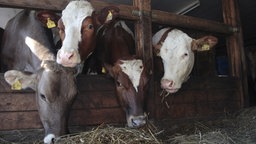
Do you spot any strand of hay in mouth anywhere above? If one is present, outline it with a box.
[53,123,161,144]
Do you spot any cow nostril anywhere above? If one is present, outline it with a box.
[131,118,139,126]
[68,53,74,60]
[168,81,174,87]
[131,118,146,127]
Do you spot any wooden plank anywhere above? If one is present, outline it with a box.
[156,101,240,120]
[0,111,42,130]
[0,74,115,92]
[156,89,240,105]
[0,0,233,35]
[133,0,155,122]
[69,108,126,126]
[0,91,120,111]
[77,75,115,91]
[151,9,234,35]
[0,0,139,20]
[0,93,36,111]
[72,91,120,109]
[0,108,125,130]
[222,0,248,107]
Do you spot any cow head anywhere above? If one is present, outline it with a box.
[153,28,218,93]
[4,60,77,144]
[105,58,149,128]
[57,0,119,68]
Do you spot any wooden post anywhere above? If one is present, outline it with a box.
[222,0,248,107]
[133,0,155,119]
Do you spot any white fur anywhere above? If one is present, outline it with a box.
[154,29,194,89]
[43,134,55,144]
[59,0,94,64]
[25,36,55,61]
[119,59,144,92]
[152,28,170,46]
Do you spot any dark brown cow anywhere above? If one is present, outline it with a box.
[87,20,149,128]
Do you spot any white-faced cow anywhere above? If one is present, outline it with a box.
[153,28,218,94]
[87,20,149,128]
[56,0,119,71]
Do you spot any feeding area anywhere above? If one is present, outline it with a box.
[0,0,255,143]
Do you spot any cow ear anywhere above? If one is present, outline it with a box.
[4,70,37,91]
[95,6,120,25]
[36,11,61,28]
[153,43,162,56]
[191,36,218,51]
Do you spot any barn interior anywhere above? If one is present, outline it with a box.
[0,0,256,143]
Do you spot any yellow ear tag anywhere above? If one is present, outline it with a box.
[106,11,113,22]
[102,67,106,74]
[46,18,56,28]
[11,80,22,90]
[201,44,210,51]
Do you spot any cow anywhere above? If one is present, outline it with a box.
[86,20,149,128]
[0,2,118,143]
[56,0,119,71]
[152,28,218,94]
[0,9,77,144]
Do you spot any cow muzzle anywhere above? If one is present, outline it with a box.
[161,79,179,93]
[44,134,55,144]
[56,49,81,67]
[127,114,147,128]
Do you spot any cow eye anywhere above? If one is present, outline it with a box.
[88,24,94,29]
[40,94,46,101]
[116,81,122,87]
[184,53,188,56]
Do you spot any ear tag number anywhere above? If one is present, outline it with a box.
[47,18,56,28]
[11,80,22,90]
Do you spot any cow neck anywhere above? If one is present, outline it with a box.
[157,28,174,45]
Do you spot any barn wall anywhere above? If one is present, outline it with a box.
[0,74,126,130]
[0,0,244,131]
[0,71,241,130]
[0,8,22,28]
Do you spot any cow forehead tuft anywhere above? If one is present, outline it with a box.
[62,1,94,25]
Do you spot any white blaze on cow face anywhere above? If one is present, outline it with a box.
[154,29,195,93]
[119,59,144,92]
[57,1,94,67]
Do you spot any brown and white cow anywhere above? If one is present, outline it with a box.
[56,0,119,70]
[153,28,218,93]
[87,20,149,128]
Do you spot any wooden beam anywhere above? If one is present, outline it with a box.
[0,0,139,20]
[222,0,247,107]
[151,9,235,35]
[133,0,155,120]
